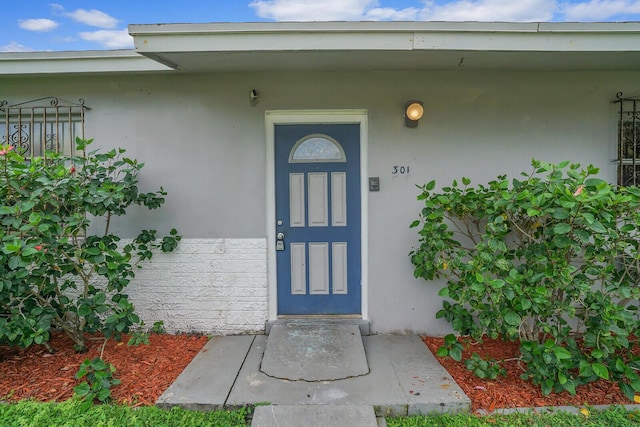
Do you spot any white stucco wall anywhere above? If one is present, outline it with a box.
[1,69,634,335]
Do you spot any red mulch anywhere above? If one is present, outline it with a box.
[422,336,631,413]
[0,332,207,406]
[0,332,633,412]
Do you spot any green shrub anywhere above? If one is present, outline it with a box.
[411,160,640,399]
[73,357,121,403]
[0,139,180,353]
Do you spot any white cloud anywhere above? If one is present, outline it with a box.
[18,18,59,32]
[1,41,35,52]
[420,0,556,21]
[366,7,420,20]
[67,9,119,29]
[561,0,640,20]
[249,0,563,22]
[50,3,65,14]
[79,29,133,49]
[250,0,379,20]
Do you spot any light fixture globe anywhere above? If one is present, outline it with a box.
[405,100,424,128]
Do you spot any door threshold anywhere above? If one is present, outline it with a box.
[266,316,370,336]
[278,314,362,319]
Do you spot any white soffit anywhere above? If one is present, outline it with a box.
[0,50,173,75]
[128,21,640,72]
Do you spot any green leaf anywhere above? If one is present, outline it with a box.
[436,347,449,358]
[93,293,106,305]
[620,383,636,401]
[85,247,101,256]
[551,208,570,220]
[553,346,572,360]
[73,382,91,397]
[581,212,595,224]
[470,283,485,293]
[77,304,92,317]
[8,256,20,270]
[586,221,607,233]
[444,334,457,346]
[563,380,577,395]
[553,223,572,234]
[553,235,572,248]
[592,363,610,380]
[449,346,463,362]
[426,180,436,191]
[574,229,590,243]
[579,360,593,377]
[558,372,567,385]
[620,223,635,233]
[504,312,522,326]
[21,247,39,256]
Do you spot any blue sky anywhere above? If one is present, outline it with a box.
[2,0,640,52]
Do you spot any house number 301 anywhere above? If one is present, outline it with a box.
[392,166,410,175]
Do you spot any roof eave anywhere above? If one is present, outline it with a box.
[0,50,173,75]
[127,21,640,72]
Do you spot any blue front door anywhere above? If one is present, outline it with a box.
[275,124,361,315]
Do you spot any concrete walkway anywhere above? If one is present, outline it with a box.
[157,333,470,426]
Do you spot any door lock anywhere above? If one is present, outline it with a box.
[276,232,285,251]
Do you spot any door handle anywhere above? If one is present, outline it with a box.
[277,232,285,241]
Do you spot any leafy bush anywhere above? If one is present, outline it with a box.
[73,357,121,403]
[410,160,640,399]
[0,139,180,353]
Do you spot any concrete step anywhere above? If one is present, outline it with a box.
[260,323,369,381]
[251,404,379,427]
[266,318,370,335]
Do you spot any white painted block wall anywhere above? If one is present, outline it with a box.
[125,238,268,335]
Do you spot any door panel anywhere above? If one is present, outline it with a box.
[307,172,328,227]
[289,174,305,227]
[275,124,361,315]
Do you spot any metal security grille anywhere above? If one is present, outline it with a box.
[0,97,89,158]
[614,92,640,186]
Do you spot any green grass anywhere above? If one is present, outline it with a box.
[4,401,640,427]
[0,400,249,427]
[386,406,640,426]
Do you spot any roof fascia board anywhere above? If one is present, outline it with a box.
[0,50,173,75]
[413,31,640,52]
[129,22,640,54]
[129,21,640,34]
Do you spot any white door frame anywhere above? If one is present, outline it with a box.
[265,110,369,321]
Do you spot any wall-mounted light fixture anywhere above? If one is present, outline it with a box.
[250,89,260,107]
[404,100,424,128]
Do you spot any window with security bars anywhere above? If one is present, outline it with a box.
[614,92,640,187]
[1,97,89,158]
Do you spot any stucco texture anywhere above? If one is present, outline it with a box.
[0,69,630,334]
